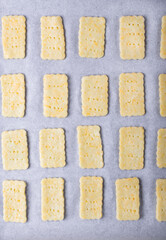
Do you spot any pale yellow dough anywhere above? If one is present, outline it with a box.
[2,16,26,59]
[80,176,103,219]
[120,16,145,60]
[156,179,166,221]
[1,74,25,117]
[81,75,108,116]
[119,73,145,116]
[41,16,65,60]
[157,129,166,168]
[40,128,66,168]
[77,125,103,168]
[119,127,144,170]
[41,178,64,221]
[43,74,68,118]
[116,177,140,221]
[79,17,106,58]
[3,180,27,223]
[2,129,28,170]
[159,74,166,117]
[160,16,166,59]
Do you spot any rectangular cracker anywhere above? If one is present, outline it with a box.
[160,16,166,59]
[41,16,65,60]
[41,178,64,221]
[1,74,25,117]
[120,16,145,60]
[156,179,166,221]
[3,180,27,223]
[119,73,145,116]
[119,127,144,170]
[2,16,26,59]
[81,75,108,116]
[116,178,140,220]
[2,129,28,170]
[40,128,66,168]
[80,176,103,219]
[79,17,106,58]
[77,125,103,168]
[43,74,68,118]
[157,129,166,168]
[159,74,166,117]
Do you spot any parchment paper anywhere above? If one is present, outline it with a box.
[0,0,166,239]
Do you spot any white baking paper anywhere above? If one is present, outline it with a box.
[0,0,166,239]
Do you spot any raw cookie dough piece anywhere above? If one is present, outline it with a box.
[79,17,106,58]
[116,177,140,220]
[119,127,144,170]
[80,176,103,219]
[40,128,66,168]
[81,75,108,116]
[157,129,166,168]
[1,74,25,117]
[77,125,103,168]
[43,74,68,118]
[2,16,26,59]
[41,178,64,221]
[119,73,145,116]
[2,129,28,170]
[120,16,145,59]
[156,179,166,221]
[159,74,166,117]
[160,16,166,59]
[41,16,65,60]
[3,180,27,223]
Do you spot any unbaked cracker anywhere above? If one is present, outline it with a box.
[81,75,108,116]
[79,17,106,58]
[159,74,166,117]
[119,73,145,116]
[2,16,26,59]
[120,16,145,60]
[157,129,166,168]
[119,127,144,170]
[2,129,28,170]
[41,16,65,60]
[41,178,64,221]
[43,74,68,118]
[77,125,103,168]
[116,177,140,220]
[3,180,27,223]
[80,176,103,219]
[156,179,166,221]
[1,74,25,117]
[160,16,166,59]
[40,128,66,168]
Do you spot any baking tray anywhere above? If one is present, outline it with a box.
[0,0,166,239]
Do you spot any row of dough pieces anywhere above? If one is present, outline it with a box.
[1,15,166,60]
[1,73,166,118]
[2,177,166,223]
[1,127,166,170]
